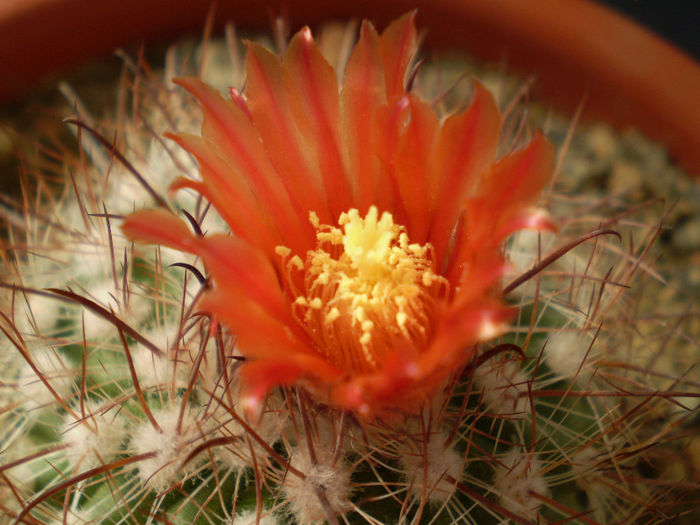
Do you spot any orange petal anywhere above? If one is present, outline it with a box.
[372,97,410,224]
[166,132,280,254]
[193,235,293,328]
[285,27,353,219]
[476,132,555,216]
[239,354,343,420]
[198,288,309,360]
[174,77,311,253]
[121,209,196,252]
[416,298,512,375]
[378,11,418,100]
[335,351,425,416]
[123,211,307,352]
[492,208,556,240]
[342,20,386,212]
[449,251,510,302]
[429,82,501,269]
[245,42,332,224]
[375,94,439,243]
[228,87,253,121]
[449,134,556,278]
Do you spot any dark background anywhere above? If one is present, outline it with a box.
[601,0,699,59]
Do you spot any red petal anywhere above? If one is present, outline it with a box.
[476,132,555,217]
[193,235,294,329]
[239,355,343,419]
[449,133,556,281]
[376,94,439,243]
[373,97,410,224]
[342,20,386,212]
[166,132,280,254]
[121,209,196,252]
[174,77,311,253]
[449,253,510,303]
[416,299,512,375]
[228,87,253,121]
[198,288,308,360]
[378,11,417,100]
[334,351,424,415]
[285,27,353,219]
[429,82,500,269]
[245,42,332,225]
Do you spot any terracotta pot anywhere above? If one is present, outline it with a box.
[1,0,699,174]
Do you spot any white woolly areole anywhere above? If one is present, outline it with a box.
[129,406,204,491]
[18,349,73,407]
[79,279,150,340]
[130,344,173,390]
[128,325,198,390]
[493,449,548,521]
[210,390,286,471]
[1,436,46,491]
[505,229,557,285]
[61,401,128,470]
[16,292,62,336]
[214,409,284,472]
[281,442,353,524]
[570,446,602,491]
[570,447,611,523]
[46,507,93,525]
[0,485,20,517]
[545,331,597,381]
[475,360,530,416]
[400,431,461,504]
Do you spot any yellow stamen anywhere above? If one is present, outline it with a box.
[278,206,448,373]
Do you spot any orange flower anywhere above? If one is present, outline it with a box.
[122,13,555,419]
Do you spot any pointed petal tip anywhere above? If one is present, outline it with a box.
[286,25,315,56]
[171,76,193,88]
[244,39,272,59]
[379,11,419,100]
[358,18,379,40]
[171,76,210,97]
[382,9,418,35]
[478,318,509,341]
[527,208,558,232]
[121,209,196,253]
[241,393,264,423]
[228,87,252,120]
[300,25,313,42]
[331,382,372,417]
[168,175,200,196]
[162,130,179,142]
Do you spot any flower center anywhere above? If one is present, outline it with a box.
[276,207,447,374]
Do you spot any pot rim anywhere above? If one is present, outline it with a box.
[1,0,699,174]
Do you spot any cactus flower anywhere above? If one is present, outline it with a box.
[122,13,555,419]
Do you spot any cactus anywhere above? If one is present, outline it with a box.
[1,15,697,525]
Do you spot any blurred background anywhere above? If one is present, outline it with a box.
[1,0,698,189]
[602,0,699,59]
